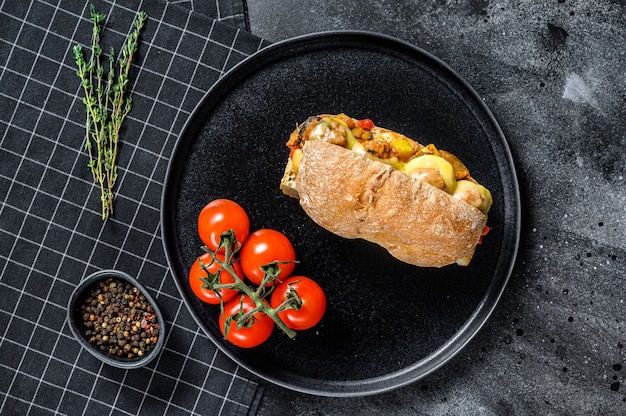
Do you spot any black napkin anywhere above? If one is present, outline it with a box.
[171,0,248,29]
[0,0,271,414]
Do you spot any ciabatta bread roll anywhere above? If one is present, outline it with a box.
[280,114,492,267]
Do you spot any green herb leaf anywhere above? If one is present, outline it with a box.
[74,5,147,219]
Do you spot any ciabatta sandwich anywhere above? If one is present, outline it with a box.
[280,114,492,267]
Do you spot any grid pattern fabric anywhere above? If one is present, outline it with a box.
[0,0,269,414]
[168,0,248,29]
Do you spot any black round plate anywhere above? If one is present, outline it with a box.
[161,31,520,397]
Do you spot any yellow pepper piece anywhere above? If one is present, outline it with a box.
[391,139,414,160]
[291,148,303,173]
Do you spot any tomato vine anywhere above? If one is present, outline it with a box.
[197,229,298,340]
[190,199,327,348]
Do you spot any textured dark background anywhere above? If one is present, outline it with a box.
[247,0,626,415]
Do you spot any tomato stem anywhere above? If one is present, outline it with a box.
[274,287,303,313]
[200,232,297,340]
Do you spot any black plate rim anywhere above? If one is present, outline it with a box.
[161,30,521,397]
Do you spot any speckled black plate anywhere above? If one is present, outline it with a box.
[161,31,520,397]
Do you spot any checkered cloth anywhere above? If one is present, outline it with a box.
[171,0,248,29]
[0,0,270,414]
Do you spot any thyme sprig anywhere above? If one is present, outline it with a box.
[73,5,147,219]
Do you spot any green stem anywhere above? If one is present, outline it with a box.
[74,45,98,182]
[201,235,297,340]
[74,5,147,219]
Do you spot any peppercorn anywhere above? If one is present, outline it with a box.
[79,277,160,360]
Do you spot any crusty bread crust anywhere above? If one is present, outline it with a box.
[282,140,487,267]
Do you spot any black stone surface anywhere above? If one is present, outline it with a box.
[247,0,626,414]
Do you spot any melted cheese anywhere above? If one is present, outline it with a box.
[404,155,456,193]
[452,180,493,214]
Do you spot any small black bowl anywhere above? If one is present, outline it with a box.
[67,269,166,369]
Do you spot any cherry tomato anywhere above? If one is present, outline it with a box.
[198,199,250,251]
[270,276,326,330]
[189,253,241,304]
[219,296,274,348]
[239,229,296,286]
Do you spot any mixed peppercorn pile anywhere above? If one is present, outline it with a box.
[79,277,160,359]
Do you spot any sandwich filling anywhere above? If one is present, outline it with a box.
[286,114,493,215]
